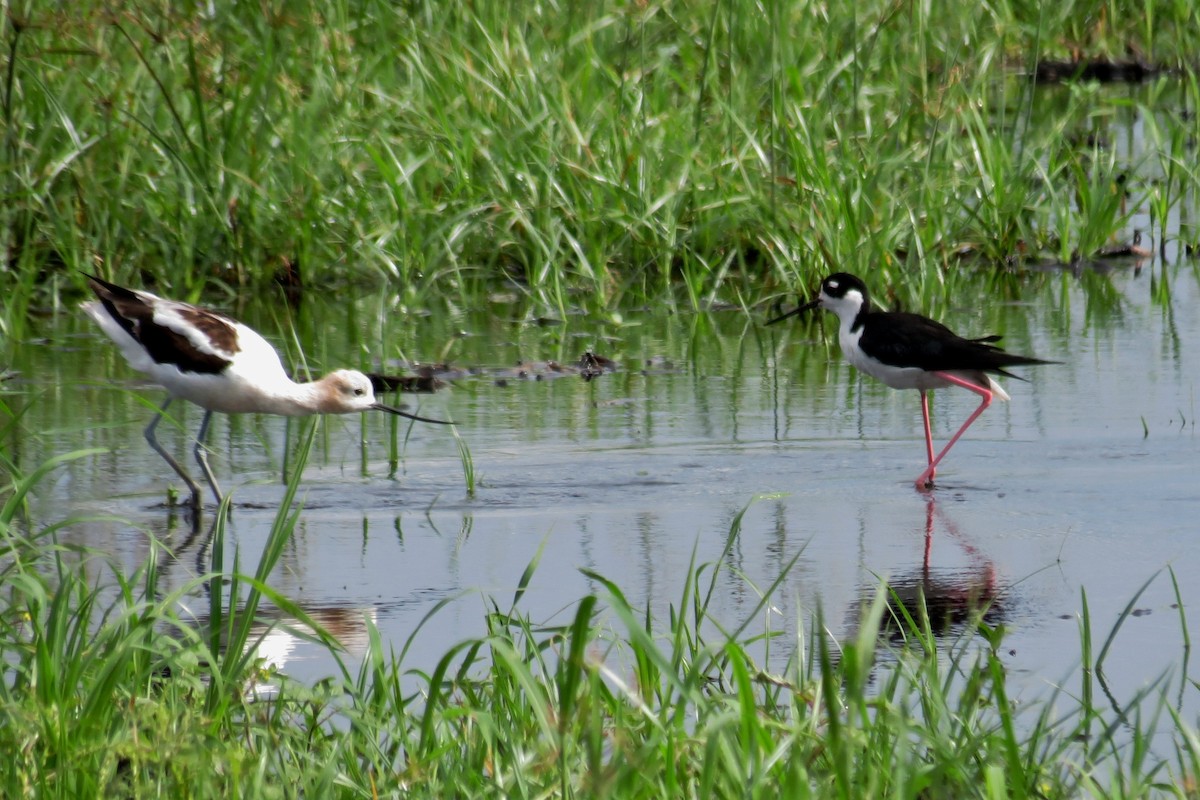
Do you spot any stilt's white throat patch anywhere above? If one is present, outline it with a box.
[820,287,867,328]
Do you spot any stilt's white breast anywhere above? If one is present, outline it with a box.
[839,322,932,389]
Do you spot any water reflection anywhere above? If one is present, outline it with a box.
[154,510,383,694]
[864,497,1005,646]
[250,605,377,674]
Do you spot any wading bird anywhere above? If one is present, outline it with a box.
[83,273,451,508]
[768,272,1056,489]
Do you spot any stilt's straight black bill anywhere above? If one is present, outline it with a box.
[766,299,819,326]
[371,403,454,425]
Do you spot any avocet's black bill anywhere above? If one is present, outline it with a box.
[371,403,454,424]
[766,298,820,325]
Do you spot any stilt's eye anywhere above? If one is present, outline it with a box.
[827,279,839,291]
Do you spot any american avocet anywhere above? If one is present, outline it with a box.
[83,273,451,508]
[768,273,1057,490]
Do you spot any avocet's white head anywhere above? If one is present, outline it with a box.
[316,369,384,414]
[315,369,451,424]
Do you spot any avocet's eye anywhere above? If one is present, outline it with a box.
[354,387,366,397]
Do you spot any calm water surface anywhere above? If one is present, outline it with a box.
[8,261,1199,725]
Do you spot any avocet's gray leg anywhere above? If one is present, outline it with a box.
[144,397,203,507]
[192,409,223,506]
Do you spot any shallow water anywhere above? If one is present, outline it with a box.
[6,258,1197,729]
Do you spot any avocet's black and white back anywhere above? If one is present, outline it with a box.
[769,272,1056,489]
[83,277,303,415]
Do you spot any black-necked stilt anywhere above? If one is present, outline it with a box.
[768,272,1056,489]
[83,273,452,508]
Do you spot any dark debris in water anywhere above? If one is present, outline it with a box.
[1033,57,1168,84]
[1092,236,1153,261]
[291,366,447,394]
[368,365,449,394]
[368,351,649,391]
[493,351,622,385]
[579,351,615,381]
[1035,231,1154,276]
[918,227,1153,274]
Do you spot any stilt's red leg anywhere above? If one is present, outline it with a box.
[915,373,993,491]
[920,390,935,476]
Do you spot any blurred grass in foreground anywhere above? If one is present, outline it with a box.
[0,463,1196,797]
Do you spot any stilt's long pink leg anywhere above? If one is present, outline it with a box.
[920,390,936,477]
[915,373,993,491]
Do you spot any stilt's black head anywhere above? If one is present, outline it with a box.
[766,272,871,325]
[818,273,869,303]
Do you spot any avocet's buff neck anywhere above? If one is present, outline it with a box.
[243,368,373,417]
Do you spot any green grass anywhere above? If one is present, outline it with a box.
[2,0,1199,329]
[1,462,1198,797]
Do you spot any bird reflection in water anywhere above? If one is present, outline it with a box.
[862,496,1007,646]
[152,512,379,698]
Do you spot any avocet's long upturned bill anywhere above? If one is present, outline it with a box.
[83,273,451,508]
[768,273,1056,490]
